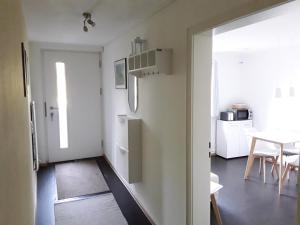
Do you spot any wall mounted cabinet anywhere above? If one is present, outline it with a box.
[128,48,172,77]
[116,115,142,183]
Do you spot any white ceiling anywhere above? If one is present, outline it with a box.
[213,0,300,53]
[22,0,175,46]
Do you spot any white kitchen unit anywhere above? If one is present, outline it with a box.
[216,120,253,159]
[115,115,142,183]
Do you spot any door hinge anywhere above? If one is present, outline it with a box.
[99,56,102,68]
[209,142,211,149]
[101,140,104,148]
[100,88,103,96]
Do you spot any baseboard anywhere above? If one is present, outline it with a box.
[214,154,248,160]
[103,154,156,225]
[39,162,49,167]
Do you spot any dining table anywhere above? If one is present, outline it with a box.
[244,130,300,194]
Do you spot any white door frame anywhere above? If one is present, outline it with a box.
[186,1,290,224]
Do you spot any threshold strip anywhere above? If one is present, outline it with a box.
[54,191,112,204]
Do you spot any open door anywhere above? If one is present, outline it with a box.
[191,30,212,225]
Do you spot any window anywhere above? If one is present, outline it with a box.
[56,62,69,149]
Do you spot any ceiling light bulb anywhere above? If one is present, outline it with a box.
[289,86,295,97]
[275,87,282,98]
[83,12,91,19]
[87,19,96,27]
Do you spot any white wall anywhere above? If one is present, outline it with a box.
[215,47,300,132]
[101,0,288,224]
[29,42,103,163]
[0,0,36,224]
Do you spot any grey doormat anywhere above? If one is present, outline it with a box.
[55,159,109,200]
[55,194,128,225]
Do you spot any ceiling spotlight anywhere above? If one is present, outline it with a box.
[83,21,88,32]
[87,19,96,27]
[82,12,96,32]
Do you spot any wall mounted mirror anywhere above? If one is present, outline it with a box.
[128,74,138,113]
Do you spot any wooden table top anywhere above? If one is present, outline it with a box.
[248,131,300,145]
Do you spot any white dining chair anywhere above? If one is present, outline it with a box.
[283,143,300,156]
[282,155,299,184]
[278,143,300,180]
[245,128,280,183]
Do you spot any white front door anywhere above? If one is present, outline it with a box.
[43,50,102,163]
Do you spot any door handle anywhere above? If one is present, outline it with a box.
[49,106,58,122]
[50,112,55,121]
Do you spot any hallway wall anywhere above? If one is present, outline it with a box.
[0,0,36,224]
[101,0,290,225]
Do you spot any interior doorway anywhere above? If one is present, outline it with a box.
[189,1,300,225]
[43,50,102,162]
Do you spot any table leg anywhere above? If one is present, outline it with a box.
[279,144,284,195]
[244,137,257,179]
[211,194,223,225]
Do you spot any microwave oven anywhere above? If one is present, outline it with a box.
[220,111,234,121]
[233,109,250,120]
[220,109,252,121]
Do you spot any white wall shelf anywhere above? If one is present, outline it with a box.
[115,115,142,183]
[128,48,172,77]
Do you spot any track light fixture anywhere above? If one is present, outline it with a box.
[82,12,96,32]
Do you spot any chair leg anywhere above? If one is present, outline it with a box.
[296,167,299,185]
[272,157,279,178]
[211,194,223,225]
[263,157,266,183]
[271,163,274,176]
[259,157,262,175]
[282,165,291,183]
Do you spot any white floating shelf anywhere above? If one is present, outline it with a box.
[128,48,172,77]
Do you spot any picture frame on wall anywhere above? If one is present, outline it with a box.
[114,58,127,89]
[21,42,28,97]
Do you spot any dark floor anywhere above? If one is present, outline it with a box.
[211,156,298,225]
[37,157,151,225]
[37,156,298,225]
[37,165,56,225]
